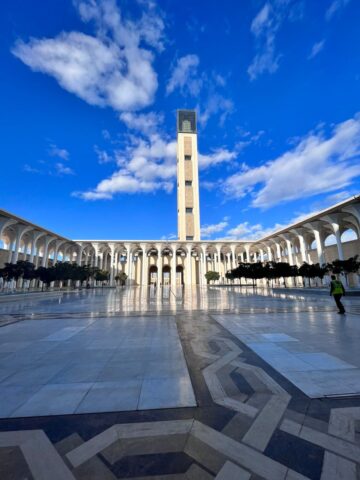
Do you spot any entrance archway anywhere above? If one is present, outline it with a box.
[176,265,184,286]
[162,265,171,286]
[149,265,158,286]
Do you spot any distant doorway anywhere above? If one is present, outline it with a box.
[176,265,184,286]
[149,265,158,286]
[162,265,171,286]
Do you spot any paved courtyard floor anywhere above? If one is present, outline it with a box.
[1,286,360,479]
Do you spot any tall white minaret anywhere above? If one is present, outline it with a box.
[177,110,201,241]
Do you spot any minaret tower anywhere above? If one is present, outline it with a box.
[177,110,201,241]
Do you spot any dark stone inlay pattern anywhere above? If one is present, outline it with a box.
[265,429,324,480]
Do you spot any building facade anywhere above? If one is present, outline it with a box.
[1,110,360,286]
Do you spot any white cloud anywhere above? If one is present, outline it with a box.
[308,40,325,59]
[74,133,177,199]
[23,164,41,174]
[201,219,229,238]
[166,54,201,96]
[225,222,263,240]
[48,144,69,160]
[326,0,352,20]
[198,148,237,169]
[119,111,161,135]
[161,233,177,240]
[55,163,75,175]
[248,1,303,80]
[75,133,239,199]
[12,0,164,112]
[224,114,360,208]
[94,146,113,164]
[197,94,233,127]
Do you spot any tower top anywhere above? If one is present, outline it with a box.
[177,110,197,134]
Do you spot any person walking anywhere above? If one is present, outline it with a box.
[330,275,346,314]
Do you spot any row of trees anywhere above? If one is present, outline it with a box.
[205,256,360,287]
[0,260,128,290]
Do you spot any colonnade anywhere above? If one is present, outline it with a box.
[1,196,360,287]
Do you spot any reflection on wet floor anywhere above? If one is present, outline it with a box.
[1,286,360,317]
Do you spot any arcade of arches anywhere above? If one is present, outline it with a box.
[1,196,360,287]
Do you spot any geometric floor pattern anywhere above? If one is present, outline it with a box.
[1,287,360,479]
[213,314,360,398]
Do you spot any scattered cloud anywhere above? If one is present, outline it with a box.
[55,162,75,175]
[308,40,325,59]
[73,132,177,199]
[201,218,229,238]
[198,148,237,169]
[161,233,177,240]
[48,144,69,160]
[197,94,233,127]
[224,222,263,240]
[94,146,113,164]
[102,129,111,140]
[248,1,303,80]
[12,0,165,112]
[166,54,201,96]
[23,164,41,174]
[224,114,360,208]
[119,111,161,135]
[325,0,352,21]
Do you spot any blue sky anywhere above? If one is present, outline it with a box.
[1,0,360,240]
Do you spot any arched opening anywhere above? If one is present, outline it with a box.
[176,265,184,286]
[341,228,358,242]
[149,265,158,286]
[324,234,336,246]
[162,265,171,286]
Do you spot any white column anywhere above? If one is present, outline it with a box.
[155,243,162,286]
[284,239,294,265]
[185,245,192,286]
[297,234,307,263]
[109,243,116,286]
[93,243,100,268]
[141,243,148,286]
[41,236,55,267]
[275,242,281,261]
[125,244,134,285]
[309,226,326,265]
[244,244,251,263]
[171,244,177,287]
[266,245,273,261]
[259,248,265,263]
[12,225,31,264]
[230,245,237,269]
[200,246,207,286]
[77,245,84,266]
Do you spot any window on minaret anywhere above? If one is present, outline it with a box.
[186,236,194,240]
[186,208,193,213]
[182,119,191,132]
[185,180,192,186]
[185,155,191,160]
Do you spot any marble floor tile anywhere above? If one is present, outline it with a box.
[138,377,196,410]
[0,385,42,418]
[75,380,142,414]
[10,383,93,417]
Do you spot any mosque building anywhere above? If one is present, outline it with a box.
[1,110,360,286]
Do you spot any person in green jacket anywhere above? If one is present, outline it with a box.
[330,275,346,314]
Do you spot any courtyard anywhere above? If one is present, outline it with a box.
[1,286,360,479]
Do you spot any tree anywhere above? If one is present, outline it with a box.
[299,262,313,287]
[115,272,128,286]
[331,255,360,286]
[95,270,109,284]
[35,266,56,290]
[225,271,235,283]
[205,271,220,284]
